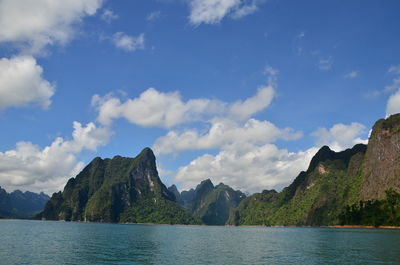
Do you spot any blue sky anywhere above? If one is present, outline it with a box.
[0,0,400,195]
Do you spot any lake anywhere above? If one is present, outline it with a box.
[1,220,400,264]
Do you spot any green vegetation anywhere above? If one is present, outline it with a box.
[194,184,245,225]
[39,114,400,226]
[120,199,200,224]
[39,148,198,224]
[178,179,245,225]
[339,189,400,226]
[227,145,368,226]
[381,113,400,131]
[228,113,400,227]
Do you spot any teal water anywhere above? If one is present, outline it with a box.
[1,220,400,264]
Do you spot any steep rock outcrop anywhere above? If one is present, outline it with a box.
[39,148,198,224]
[361,114,400,200]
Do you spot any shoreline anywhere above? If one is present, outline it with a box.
[329,225,400,230]
[2,219,400,229]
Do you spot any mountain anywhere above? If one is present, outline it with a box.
[167,185,183,205]
[228,114,400,226]
[38,148,199,224]
[0,187,49,219]
[35,114,400,226]
[180,188,196,209]
[228,144,367,226]
[179,179,246,225]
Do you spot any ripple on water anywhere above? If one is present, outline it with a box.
[1,220,400,265]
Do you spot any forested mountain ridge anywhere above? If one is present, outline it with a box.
[38,148,198,224]
[35,114,400,226]
[228,114,400,226]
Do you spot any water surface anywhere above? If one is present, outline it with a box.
[1,220,400,264]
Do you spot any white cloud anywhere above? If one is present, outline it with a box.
[0,56,55,110]
[92,85,274,128]
[311,122,367,152]
[153,118,302,154]
[0,122,111,194]
[173,121,367,192]
[92,66,310,193]
[175,143,318,193]
[386,65,400,116]
[231,2,259,19]
[188,0,264,25]
[0,0,103,54]
[318,56,333,70]
[92,88,225,127]
[386,91,400,116]
[101,9,119,23]
[112,32,145,52]
[146,65,313,193]
[229,85,274,120]
[344,71,358,79]
[147,11,161,21]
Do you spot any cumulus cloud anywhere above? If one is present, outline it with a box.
[92,88,225,127]
[112,32,145,52]
[0,122,111,194]
[386,92,400,116]
[101,9,119,23]
[188,0,264,25]
[153,118,302,154]
[311,122,368,152]
[386,65,400,116]
[175,143,318,193]
[92,85,274,128]
[173,121,367,192]
[0,56,55,110]
[229,85,274,120]
[0,0,103,54]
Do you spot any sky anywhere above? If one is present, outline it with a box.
[1,0,400,195]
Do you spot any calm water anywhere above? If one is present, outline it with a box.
[1,220,400,264]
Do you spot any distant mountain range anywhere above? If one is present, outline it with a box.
[0,187,49,219]
[169,179,245,225]
[8,113,400,226]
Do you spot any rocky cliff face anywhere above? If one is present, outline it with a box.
[39,148,197,224]
[168,185,183,205]
[361,114,400,200]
